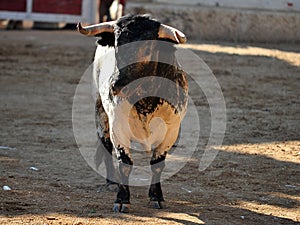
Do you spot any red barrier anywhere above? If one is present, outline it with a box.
[0,0,26,12]
[32,0,82,15]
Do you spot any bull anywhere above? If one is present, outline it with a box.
[77,14,188,213]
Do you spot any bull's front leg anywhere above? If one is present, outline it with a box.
[149,152,166,209]
[113,146,132,213]
[148,125,180,209]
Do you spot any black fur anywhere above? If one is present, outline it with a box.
[96,32,115,47]
[115,14,161,45]
[96,15,161,47]
[117,146,133,166]
[116,147,133,204]
[134,97,165,117]
[111,62,188,116]
[149,153,166,202]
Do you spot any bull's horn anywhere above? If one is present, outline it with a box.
[77,21,115,36]
[158,24,187,44]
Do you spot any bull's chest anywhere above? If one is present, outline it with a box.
[109,98,183,149]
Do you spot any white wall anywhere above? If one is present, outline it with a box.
[153,0,300,12]
[126,2,300,42]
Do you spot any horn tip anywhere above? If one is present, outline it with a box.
[179,36,187,44]
[77,22,89,35]
[176,31,187,44]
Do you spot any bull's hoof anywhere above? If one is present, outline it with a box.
[113,203,130,213]
[121,204,130,213]
[149,200,165,209]
[113,203,121,212]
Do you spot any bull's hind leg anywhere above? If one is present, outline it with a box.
[113,146,133,213]
[95,94,118,191]
[95,136,119,191]
[149,152,167,209]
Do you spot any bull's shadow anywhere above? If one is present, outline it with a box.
[93,148,299,224]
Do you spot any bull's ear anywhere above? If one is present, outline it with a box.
[77,21,115,36]
[158,24,186,44]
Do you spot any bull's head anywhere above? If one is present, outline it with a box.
[77,15,186,44]
[77,15,187,96]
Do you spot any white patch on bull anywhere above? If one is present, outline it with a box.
[93,45,116,102]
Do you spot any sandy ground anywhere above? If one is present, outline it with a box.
[0,30,299,225]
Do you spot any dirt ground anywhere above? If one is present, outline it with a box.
[0,30,299,225]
